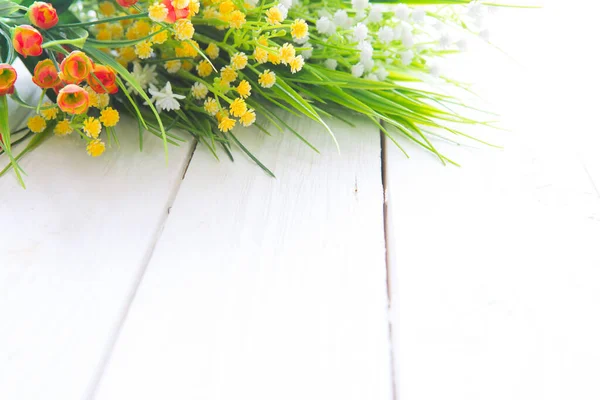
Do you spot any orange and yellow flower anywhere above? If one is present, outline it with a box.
[12,25,43,58]
[0,63,17,96]
[57,84,90,115]
[28,2,59,30]
[87,64,118,94]
[31,59,61,89]
[59,51,94,84]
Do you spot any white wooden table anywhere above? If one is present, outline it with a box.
[2,5,600,400]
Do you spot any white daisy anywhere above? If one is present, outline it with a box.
[128,62,158,93]
[324,59,337,70]
[148,82,186,112]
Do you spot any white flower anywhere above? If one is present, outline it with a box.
[351,63,365,77]
[433,20,444,31]
[400,50,414,66]
[357,40,373,64]
[353,23,368,41]
[324,59,337,70]
[362,58,374,72]
[148,82,186,112]
[316,16,335,36]
[165,60,182,74]
[412,7,425,24]
[368,5,383,23]
[301,44,313,60]
[294,34,310,44]
[438,32,452,49]
[277,4,288,19]
[375,67,388,81]
[394,4,410,21]
[333,10,350,28]
[128,62,158,93]
[352,0,369,11]
[279,0,292,9]
[365,73,379,81]
[378,26,394,44]
[191,82,208,99]
[355,9,366,20]
[457,38,468,52]
[401,28,414,48]
[467,1,486,19]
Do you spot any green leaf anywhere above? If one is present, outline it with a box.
[0,0,21,17]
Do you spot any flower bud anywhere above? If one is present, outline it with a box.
[57,84,90,115]
[0,64,17,96]
[116,0,138,7]
[13,25,43,58]
[29,2,59,30]
[59,50,93,84]
[32,59,61,89]
[87,64,118,94]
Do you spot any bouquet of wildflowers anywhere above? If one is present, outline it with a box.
[0,0,519,185]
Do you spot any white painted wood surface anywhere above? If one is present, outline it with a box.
[92,114,392,400]
[386,5,600,400]
[0,64,195,400]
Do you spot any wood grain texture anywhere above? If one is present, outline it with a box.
[0,112,194,400]
[92,113,392,400]
[385,7,600,400]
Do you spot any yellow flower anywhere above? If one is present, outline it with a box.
[197,60,213,77]
[87,139,106,157]
[215,77,230,91]
[279,43,295,65]
[291,19,308,41]
[182,60,194,71]
[98,1,116,16]
[148,2,168,22]
[40,102,58,120]
[203,6,218,19]
[204,97,219,115]
[176,40,200,57]
[96,29,112,41]
[99,107,120,127]
[265,6,283,25]
[109,23,124,38]
[220,65,237,83]
[83,117,102,138]
[253,47,268,64]
[189,0,200,16]
[289,55,304,73]
[84,86,100,108]
[236,80,251,98]
[191,82,208,99]
[240,109,256,127]
[54,119,73,136]
[219,0,235,14]
[151,25,168,44]
[27,115,46,133]
[229,97,247,117]
[174,19,194,41]
[218,116,236,132]
[96,93,110,109]
[172,0,189,9]
[230,52,248,70]
[117,46,137,66]
[268,51,281,65]
[165,60,182,73]
[229,10,246,29]
[206,43,220,60]
[135,41,153,59]
[258,69,276,88]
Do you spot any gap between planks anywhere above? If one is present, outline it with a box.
[84,139,198,400]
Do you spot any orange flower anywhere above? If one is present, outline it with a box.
[59,50,93,84]
[57,84,90,115]
[31,59,60,89]
[0,63,17,96]
[116,0,138,6]
[87,64,118,94]
[29,2,59,30]
[162,0,189,23]
[12,25,43,58]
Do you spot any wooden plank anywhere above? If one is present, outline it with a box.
[0,64,195,399]
[93,113,392,400]
[385,7,600,400]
